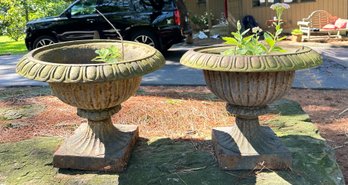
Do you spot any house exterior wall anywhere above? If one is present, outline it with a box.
[183,0,225,21]
[184,0,206,17]
[227,0,348,31]
[226,0,242,28]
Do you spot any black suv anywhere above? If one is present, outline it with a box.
[25,0,191,51]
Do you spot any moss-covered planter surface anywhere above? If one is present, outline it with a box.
[0,99,344,185]
[16,40,165,83]
[180,45,322,72]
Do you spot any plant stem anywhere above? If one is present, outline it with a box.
[96,9,124,61]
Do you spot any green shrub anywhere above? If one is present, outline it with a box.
[291,29,303,35]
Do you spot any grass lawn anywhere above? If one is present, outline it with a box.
[0,35,27,55]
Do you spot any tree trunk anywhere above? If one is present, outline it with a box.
[22,0,29,22]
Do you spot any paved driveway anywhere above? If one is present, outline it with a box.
[0,54,47,87]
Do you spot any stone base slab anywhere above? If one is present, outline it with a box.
[212,126,292,170]
[53,124,138,172]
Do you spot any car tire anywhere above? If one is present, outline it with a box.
[33,35,57,49]
[130,30,161,50]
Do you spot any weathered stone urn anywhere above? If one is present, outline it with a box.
[16,40,165,172]
[180,45,322,170]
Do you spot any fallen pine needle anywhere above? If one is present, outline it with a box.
[334,145,344,150]
[225,172,250,179]
[175,173,188,185]
[177,166,206,173]
[339,108,348,116]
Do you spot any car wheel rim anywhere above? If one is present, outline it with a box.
[36,39,55,48]
[134,35,155,47]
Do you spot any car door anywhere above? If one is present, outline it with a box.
[95,0,134,39]
[57,0,100,41]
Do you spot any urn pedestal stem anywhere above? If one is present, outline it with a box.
[212,105,291,170]
[53,105,139,172]
[204,70,295,170]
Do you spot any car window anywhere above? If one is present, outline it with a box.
[71,0,97,16]
[133,0,173,12]
[97,0,130,13]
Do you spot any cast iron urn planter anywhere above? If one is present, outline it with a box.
[16,40,165,172]
[180,45,322,170]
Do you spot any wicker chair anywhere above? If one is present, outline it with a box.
[297,10,348,40]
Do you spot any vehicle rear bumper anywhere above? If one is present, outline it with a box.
[25,37,33,51]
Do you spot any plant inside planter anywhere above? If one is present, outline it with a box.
[291,29,303,42]
[180,3,322,170]
[92,45,122,63]
[222,3,289,56]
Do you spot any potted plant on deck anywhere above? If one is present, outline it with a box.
[291,28,303,42]
[16,39,165,172]
[180,3,322,170]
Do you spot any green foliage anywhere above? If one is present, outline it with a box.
[0,0,25,41]
[222,22,267,55]
[222,3,290,56]
[92,46,122,64]
[0,36,27,55]
[190,12,214,30]
[291,29,303,35]
[0,0,71,41]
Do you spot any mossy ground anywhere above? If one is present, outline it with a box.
[0,98,344,185]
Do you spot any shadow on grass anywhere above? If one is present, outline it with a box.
[118,137,257,185]
[0,135,342,184]
[50,137,257,184]
[118,135,342,185]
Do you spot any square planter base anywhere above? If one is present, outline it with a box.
[212,126,292,170]
[53,124,138,172]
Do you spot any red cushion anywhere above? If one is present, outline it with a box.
[335,18,347,29]
[329,16,338,24]
[322,24,337,30]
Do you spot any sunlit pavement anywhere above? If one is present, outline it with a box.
[0,42,347,89]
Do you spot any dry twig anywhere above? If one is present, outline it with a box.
[175,173,188,185]
[334,145,344,150]
[338,107,348,116]
[177,166,206,173]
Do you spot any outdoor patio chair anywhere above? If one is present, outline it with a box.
[297,10,348,40]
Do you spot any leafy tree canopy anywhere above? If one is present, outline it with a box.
[0,0,73,40]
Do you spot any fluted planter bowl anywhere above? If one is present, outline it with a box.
[16,40,165,172]
[180,45,322,170]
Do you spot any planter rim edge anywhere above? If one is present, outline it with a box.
[180,45,322,72]
[16,40,165,83]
